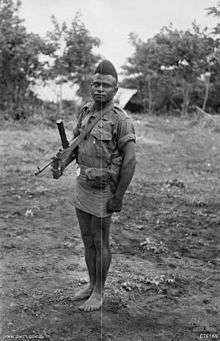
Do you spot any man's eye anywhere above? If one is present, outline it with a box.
[92,82,111,88]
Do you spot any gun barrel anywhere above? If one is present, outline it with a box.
[56,119,69,149]
[34,160,54,176]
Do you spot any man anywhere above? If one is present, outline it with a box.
[52,60,136,311]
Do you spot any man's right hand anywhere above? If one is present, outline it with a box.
[51,165,63,179]
[50,148,76,179]
[50,150,63,179]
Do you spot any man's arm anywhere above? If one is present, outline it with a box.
[107,141,136,213]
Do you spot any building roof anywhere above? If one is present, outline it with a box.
[31,79,81,103]
[114,88,137,108]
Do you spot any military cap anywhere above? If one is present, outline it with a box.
[94,59,118,82]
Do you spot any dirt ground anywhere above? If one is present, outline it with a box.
[0,115,219,341]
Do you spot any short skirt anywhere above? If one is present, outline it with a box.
[72,175,113,217]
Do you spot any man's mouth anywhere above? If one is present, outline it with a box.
[94,92,105,97]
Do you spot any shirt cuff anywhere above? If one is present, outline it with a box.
[118,133,136,150]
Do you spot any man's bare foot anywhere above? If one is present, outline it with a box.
[79,291,104,311]
[72,286,93,301]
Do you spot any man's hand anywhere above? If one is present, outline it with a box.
[106,195,123,213]
[57,147,76,170]
[51,164,63,179]
[50,147,76,179]
[50,150,63,179]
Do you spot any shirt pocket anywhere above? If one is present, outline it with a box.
[91,120,113,141]
[90,121,113,160]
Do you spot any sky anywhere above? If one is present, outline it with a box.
[20,0,218,73]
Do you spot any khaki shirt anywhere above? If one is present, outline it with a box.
[74,101,136,170]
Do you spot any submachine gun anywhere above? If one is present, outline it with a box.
[34,119,70,176]
[35,109,105,177]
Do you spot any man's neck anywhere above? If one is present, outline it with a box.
[93,100,113,111]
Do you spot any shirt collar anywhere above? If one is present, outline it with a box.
[90,100,114,118]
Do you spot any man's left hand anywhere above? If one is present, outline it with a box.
[106,196,123,213]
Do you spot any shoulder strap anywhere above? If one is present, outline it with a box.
[78,101,114,143]
[77,110,103,144]
[66,106,111,155]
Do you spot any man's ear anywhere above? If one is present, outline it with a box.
[114,86,118,95]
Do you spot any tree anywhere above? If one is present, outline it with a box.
[207,2,220,38]
[122,33,161,113]
[122,25,215,115]
[205,2,220,112]
[47,13,101,101]
[0,0,55,117]
[159,26,215,115]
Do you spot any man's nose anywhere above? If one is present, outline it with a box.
[97,84,103,91]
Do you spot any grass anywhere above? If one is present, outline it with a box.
[0,114,219,341]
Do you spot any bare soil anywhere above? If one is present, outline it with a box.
[0,116,219,341]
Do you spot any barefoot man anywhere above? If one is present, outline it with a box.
[52,60,136,311]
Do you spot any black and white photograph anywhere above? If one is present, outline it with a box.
[0,0,219,340]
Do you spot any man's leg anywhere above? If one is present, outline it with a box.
[73,208,96,300]
[93,215,112,294]
[79,215,112,311]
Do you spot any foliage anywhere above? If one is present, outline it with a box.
[122,25,216,115]
[206,2,220,112]
[0,0,55,118]
[1,0,220,119]
[207,1,220,38]
[47,13,101,101]
[0,2,100,118]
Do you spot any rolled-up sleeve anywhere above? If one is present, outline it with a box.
[117,117,136,150]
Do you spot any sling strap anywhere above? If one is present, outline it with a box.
[60,103,113,167]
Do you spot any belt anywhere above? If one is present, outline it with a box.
[79,165,111,175]
[79,165,88,176]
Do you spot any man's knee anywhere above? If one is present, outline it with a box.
[93,237,102,250]
[82,234,94,249]
[93,236,110,253]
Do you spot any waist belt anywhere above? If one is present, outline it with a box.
[79,165,90,176]
[79,165,110,176]
[78,165,118,193]
[78,165,111,190]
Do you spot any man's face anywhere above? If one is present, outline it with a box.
[91,74,118,104]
